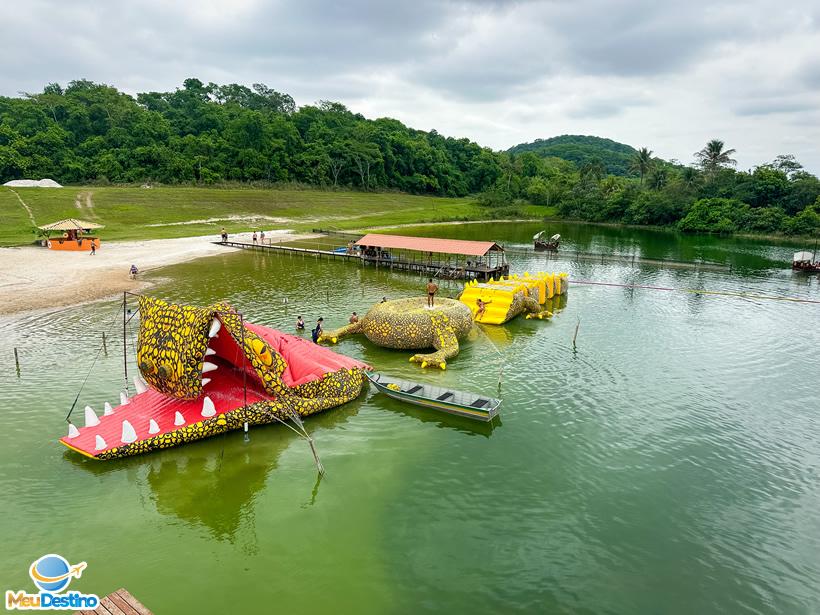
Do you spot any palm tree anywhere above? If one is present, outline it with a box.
[695,139,737,174]
[647,167,668,190]
[629,147,654,186]
[681,166,702,191]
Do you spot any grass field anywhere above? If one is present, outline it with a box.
[0,186,552,246]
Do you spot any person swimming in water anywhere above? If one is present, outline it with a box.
[296,315,305,331]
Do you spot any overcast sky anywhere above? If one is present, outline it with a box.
[3,0,820,172]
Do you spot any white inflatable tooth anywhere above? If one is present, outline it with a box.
[208,319,221,338]
[120,391,130,405]
[103,402,114,416]
[174,411,185,426]
[121,420,138,444]
[148,419,160,435]
[134,375,149,394]
[95,435,107,451]
[67,423,80,439]
[201,396,216,418]
[201,378,211,387]
[84,406,100,427]
[205,348,216,356]
[202,362,218,374]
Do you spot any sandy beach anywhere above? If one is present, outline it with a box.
[0,230,318,315]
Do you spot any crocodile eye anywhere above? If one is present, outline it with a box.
[251,338,273,366]
[139,359,157,375]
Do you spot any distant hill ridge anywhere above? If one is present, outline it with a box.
[508,135,639,176]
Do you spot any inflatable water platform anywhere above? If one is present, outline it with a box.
[459,272,568,324]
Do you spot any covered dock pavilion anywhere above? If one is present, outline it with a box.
[354,233,509,280]
[38,218,104,251]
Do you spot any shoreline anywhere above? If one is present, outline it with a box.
[0,230,319,317]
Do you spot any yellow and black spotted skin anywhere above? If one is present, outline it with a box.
[319,297,472,370]
[136,298,213,399]
[96,297,366,460]
[514,293,553,321]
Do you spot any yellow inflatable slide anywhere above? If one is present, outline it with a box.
[459,272,568,325]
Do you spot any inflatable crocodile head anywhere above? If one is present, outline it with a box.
[319,297,473,370]
[61,296,367,460]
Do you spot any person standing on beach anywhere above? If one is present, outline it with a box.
[260,230,266,244]
[221,228,228,242]
[90,241,96,255]
[426,278,438,307]
[252,231,258,245]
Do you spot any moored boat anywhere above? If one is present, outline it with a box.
[792,250,820,272]
[534,231,560,251]
[367,372,500,422]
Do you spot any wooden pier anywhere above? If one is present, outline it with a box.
[75,588,152,615]
[217,237,509,280]
[310,228,729,271]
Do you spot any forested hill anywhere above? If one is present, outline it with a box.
[2,79,819,238]
[508,135,639,176]
[0,78,504,196]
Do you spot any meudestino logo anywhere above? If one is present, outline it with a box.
[5,554,99,610]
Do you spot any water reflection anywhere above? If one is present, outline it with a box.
[66,398,365,543]
[367,392,500,438]
[147,437,278,543]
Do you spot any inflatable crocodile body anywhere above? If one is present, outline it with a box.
[319,297,472,370]
[61,296,367,460]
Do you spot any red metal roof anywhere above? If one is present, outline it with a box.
[355,233,502,257]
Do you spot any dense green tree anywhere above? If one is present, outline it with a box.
[783,203,820,236]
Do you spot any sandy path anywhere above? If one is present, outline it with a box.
[8,189,37,226]
[0,230,318,316]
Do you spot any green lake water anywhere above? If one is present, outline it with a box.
[1,221,819,614]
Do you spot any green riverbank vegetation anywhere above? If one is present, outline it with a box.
[499,139,820,238]
[0,80,817,241]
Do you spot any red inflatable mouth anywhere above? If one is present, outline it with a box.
[61,319,366,459]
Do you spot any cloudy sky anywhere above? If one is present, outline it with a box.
[3,0,820,171]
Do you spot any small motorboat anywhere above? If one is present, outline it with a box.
[534,231,560,251]
[366,372,501,422]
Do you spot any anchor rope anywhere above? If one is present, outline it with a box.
[64,300,125,423]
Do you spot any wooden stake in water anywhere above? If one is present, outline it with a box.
[572,317,581,349]
[14,347,20,376]
[102,332,108,356]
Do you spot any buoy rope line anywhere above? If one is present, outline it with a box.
[570,279,820,305]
